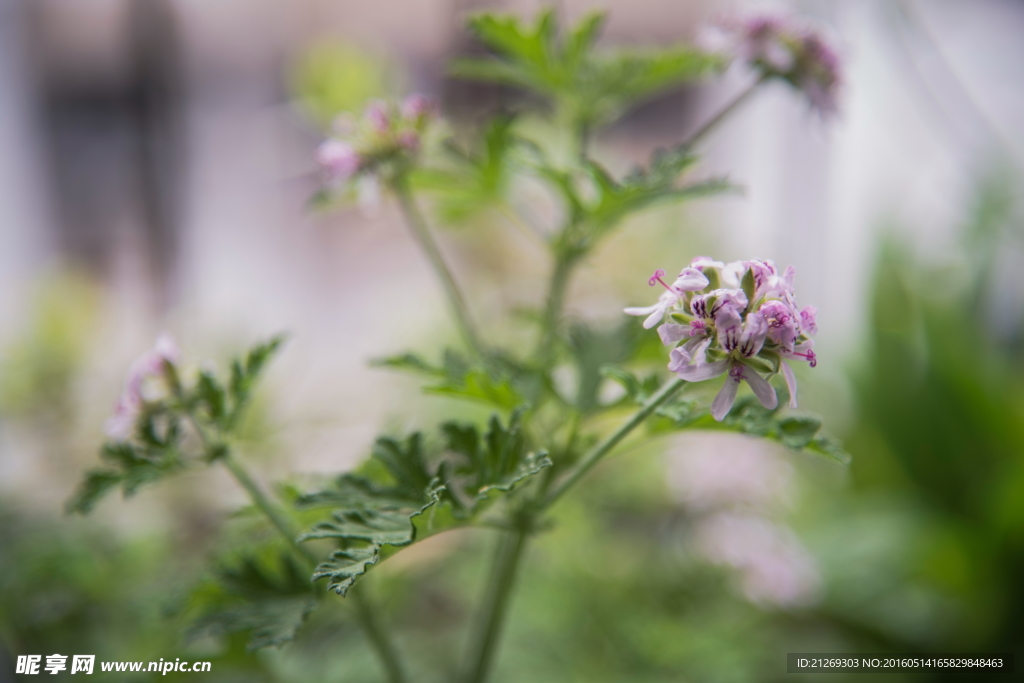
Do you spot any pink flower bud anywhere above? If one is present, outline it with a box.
[316,139,362,180]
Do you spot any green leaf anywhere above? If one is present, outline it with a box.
[600,365,662,406]
[196,371,227,424]
[184,552,318,651]
[374,349,528,412]
[566,320,660,413]
[586,151,736,234]
[414,115,521,224]
[427,369,525,412]
[454,10,723,127]
[66,436,187,514]
[371,352,446,377]
[226,335,286,430]
[299,412,550,595]
[649,394,851,465]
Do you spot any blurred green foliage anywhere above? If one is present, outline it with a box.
[0,270,98,424]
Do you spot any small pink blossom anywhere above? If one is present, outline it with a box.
[401,93,439,122]
[104,333,180,441]
[313,93,439,196]
[714,14,842,118]
[316,140,362,181]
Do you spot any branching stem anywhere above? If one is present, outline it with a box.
[543,377,686,507]
[534,251,577,367]
[681,77,766,150]
[462,525,529,683]
[393,177,484,359]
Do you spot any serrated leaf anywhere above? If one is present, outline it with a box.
[427,369,525,411]
[648,393,851,464]
[184,552,317,651]
[374,349,528,412]
[414,115,521,224]
[299,412,550,595]
[226,335,286,430]
[196,371,227,424]
[455,11,723,127]
[371,352,446,377]
[66,437,187,514]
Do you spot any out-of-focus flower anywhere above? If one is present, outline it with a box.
[624,256,819,419]
[666,433,794,512]
[104,333,180,441]
[693,512,822,609]
[314,93,439,192]
[714,14,842,117]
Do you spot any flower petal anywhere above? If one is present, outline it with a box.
[712,375,740,421]
[624,303,660,317]
[643,308,665,329]
[781,360,798,408]
[673,267,710,291]
[675,360,729,382]
[743,367,778,409]
[658,323,689,346]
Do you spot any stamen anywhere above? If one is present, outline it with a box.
[793,350,818,367]
[729,364,745,382]
[648,269,671,291]
[690,320,706,336]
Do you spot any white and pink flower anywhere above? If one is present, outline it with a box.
[314,93,440,190]
[625,257,819,420]
[713,14,842,118]
[105,333,180,441]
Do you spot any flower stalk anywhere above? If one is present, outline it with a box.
[462,525,530,683]
[393,176,485,359]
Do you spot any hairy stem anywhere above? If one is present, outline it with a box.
[534,252,576,367]
[352,587,408,683]
[393,177,484,358]
[681,78,765,150]
[544,377,686,507]
[219,452,317,564]
[462,527,529,683]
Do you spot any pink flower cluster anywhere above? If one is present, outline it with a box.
[625,257,818,420]
[104,333,180,441]
[316,94,439,186]
[718,15,841,117]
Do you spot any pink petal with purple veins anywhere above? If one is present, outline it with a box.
[675,359,729,382]
[742,367,779,409]
[712,371,741,421]
[658,323,689,346]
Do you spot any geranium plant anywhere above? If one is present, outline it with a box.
[70,9,847,683]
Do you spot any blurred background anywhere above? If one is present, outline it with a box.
[2,0,1023,681]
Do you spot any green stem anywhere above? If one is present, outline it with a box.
[544,377,686,507]
[392,177,484,359]
[462,527,529,683]
[219,452,317,565]
[681,78,765,150]
[534,252,576,367]
[352,587,408,683]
